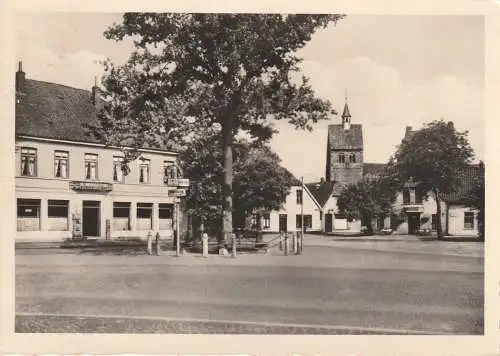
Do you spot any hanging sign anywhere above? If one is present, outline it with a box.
[168,189,186,197]
[167,178,190,187]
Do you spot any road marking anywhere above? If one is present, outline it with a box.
[16,312,453,335]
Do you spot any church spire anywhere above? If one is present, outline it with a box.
[342,95,351,130]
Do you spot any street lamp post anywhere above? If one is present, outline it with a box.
[300,176,304,254]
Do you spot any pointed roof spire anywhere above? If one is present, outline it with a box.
[342,95,351,119]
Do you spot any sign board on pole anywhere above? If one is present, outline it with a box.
[167,178,190,187]
[168,189,187,197]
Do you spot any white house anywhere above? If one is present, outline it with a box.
[262,185,322,233]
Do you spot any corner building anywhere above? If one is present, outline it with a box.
[15,63,180,241]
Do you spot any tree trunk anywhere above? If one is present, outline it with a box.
[221,114,233,244]
[433,188,444,240]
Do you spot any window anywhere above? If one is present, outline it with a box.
[139,158,151,184]
[415,187,423,204]
[263,213,270,228]
[48,200,69,231]
[20,147,37,176]
[159,203,173,230]
[431,214,437,231]
[113,156,124,182]
[85,153,98,180]
[296,189,303,205]
[296,214,312,229]
[350,153,356,163]
[403,189,410,204]
[338,153,345,163]
[17,199,40,231]
[54,151,69,178]
[164,160,177,183]
[137,203,153,230]
[319,211,323,221]
[464,212,475,229]
[113,202,131,231]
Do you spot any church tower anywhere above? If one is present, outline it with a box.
[325,97,364,184]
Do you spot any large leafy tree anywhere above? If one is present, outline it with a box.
[92,13,344,242]
[181,135,297,238]
[465,161,485,241]
[337,176,398,235]
[392,120,474,239]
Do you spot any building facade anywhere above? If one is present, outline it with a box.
[15,63,181,241]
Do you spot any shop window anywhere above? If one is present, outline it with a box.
[464,212,475,229]
[20,147,37,176]
[17,199,40,231]
[139,158,151,184]
[158,203,173,230]
[113,156,124,183]
[85,153,98,180]
[47,200,69,231]
[296,214,312,229]
[54,151,69,178]
[113,202,130,231]
[137,203,153,230]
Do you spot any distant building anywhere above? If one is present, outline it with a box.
[15,62,182,241]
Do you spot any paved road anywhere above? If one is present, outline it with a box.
[15,241,484,334]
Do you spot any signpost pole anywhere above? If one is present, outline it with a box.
[175,198,180,257]
[300,176,304,255]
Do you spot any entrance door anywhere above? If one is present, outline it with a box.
[279,214,287,232]
[325,214,333,232]
[407,213,421,234]
[82,200,100,237]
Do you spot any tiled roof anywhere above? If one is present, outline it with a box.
[363,163,388,178]
[306,180,346,206]
[328,124,363,150]
[442,164,484,203]
[16,79,101,143]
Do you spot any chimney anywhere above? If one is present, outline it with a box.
[16,61,25,92]
[405,126,412,137]
[91,76,100,107]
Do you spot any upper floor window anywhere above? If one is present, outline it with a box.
[54,151,69,178]
[296,189,303,205]
[403,188,411,204]
[164,160,177,183]
[350,153,356,163]
[139,158,151,184]
[113,156,124,182]
[20,147,37,176]
[85,153,98,180]
[464,212,475,229]
[338,153,345,163]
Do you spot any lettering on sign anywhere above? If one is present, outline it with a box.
[168,189,187,197]
[70,181,113,193]
[167,178,190,187]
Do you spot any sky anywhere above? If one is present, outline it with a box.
[15,13,485,182]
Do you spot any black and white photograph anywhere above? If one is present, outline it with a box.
[1,3,498,355]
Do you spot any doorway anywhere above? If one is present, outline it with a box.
[407,213,421,234]
[324,213,333,232]
[279,214,287,232]
[82,200,100,237]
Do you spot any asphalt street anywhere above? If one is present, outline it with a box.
[15,237,484,334]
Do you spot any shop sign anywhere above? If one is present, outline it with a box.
[166,178,190,187]
[168,189,186,197]
[70,181,113,193]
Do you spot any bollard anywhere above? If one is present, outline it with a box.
[231,233,236,259]
[202,232,209,257]
[284,233,288,256]
[293,232,298,254]
[155,232,161,256]
[146,231,153,255]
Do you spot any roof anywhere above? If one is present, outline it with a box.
[305,180,347,207]
[328,124,363,150]
[16,79,101,143]
[15,77,176,153]
[442,164,484,203]
[342,102,351,118]
[363,163,388,178]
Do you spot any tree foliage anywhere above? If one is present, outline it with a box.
[465,162,485,241]
[90,13,344,240]
[337,176,399,235]
[392,120,475,238]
